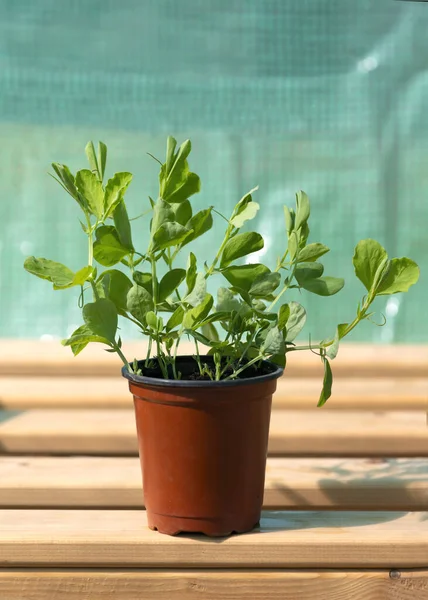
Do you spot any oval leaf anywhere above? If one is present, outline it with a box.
[249,272,281,298]
[127,284,154,324]
[83,298,118,342]
[104,172,133,218]
[376,257,420,296]
[24,257,74,287]
[297,243,330,263]
[221,264,270,292]
[158,268,186,302]
[93,226,130,267]
[295,262,324,286]
[353,239,388,293]
[75,169,104,219]
[301,276,344,297]
[220,232,264,268]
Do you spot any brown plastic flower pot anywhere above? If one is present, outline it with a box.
[122,356,283,537]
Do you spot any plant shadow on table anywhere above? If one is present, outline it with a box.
[182,458,428,541]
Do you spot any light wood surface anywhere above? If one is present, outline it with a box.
[1,456,427,510]
[1,375,427,410]
[0,510,427,568]
[1,409,426,456]
[2,340,427,378]
[1,569,427,600]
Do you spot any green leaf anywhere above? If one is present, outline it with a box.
[283,301,307,341]
[220,232,264,268]
[104,172,133,218]
[182,208,213,245]
[295,190,310,230]
[85,141,101,180]
[270,353,286,368]
[113,201,133,251]
[278,304,290,331]
[185,252,197,294]
[24,257,74,287]
[184,272,206,307]
[283,206,295,236]
[231,193,260,228]
[318,356,333,407]
[75,169,104,219]
[158,268,186,302]
[133,271,153,294]
[221,264,270,292]
[166,305,184,331]
[62,324,111,356]
[93,226,130,267]
[323,323,348,360]
[153,222,192,250]
[98,269,133,314]
[216,287,242,313]
[160,139,201,203]
[198,311,231,326]
[288,231,299,261]
[301,276,345,297]
[165,135,177,174]
[201,322,219,343]
[51,163,85,209]
[183,329,213,346]
[53,265,96,290]
[249,272,281,298]
[83,298,118,342]
[297,243,330,263]
[262,326,284,355]
[146,311,161,330]
[183,293,214,328]
[126,284,154,324]
[352,239,388,293]
[151,198,174,234]
[98,142,107,181]
[171,199,192,225]
[376,257,420,296]
[295,262,324,285]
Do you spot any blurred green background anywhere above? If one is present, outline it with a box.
[0,0,426,343]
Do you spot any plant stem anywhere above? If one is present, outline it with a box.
[223,354,264,380]
[145,337,152,367]
[113,343,130,370]
[205,223,234,277]
[150,255,158,312]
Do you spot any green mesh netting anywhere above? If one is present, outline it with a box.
[0,0,426,342]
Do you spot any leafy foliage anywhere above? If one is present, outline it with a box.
[24,137,420,405]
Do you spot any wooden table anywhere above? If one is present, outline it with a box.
[0,341,427,599]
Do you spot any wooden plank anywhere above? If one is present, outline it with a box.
[0,510,427,568]
[1,340,427,378]
[0,409,426,456]
[1,375,427,410]
[1,569,427,600]
[1,456,427,510]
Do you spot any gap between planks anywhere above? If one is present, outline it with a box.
[1,569,427,600]
[1,456,427,510]
[2,340,427,378]
[0,510,427,568]
[0,409,427,456]
[1,376,427,410]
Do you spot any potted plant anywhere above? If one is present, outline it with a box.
[24,137,419,536]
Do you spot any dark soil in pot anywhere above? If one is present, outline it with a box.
[123,356,283,537]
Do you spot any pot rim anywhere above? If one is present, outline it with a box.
[122,355,283,388]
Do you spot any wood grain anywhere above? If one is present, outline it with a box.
[1,569,427,600]
[0,409,426,456]
[1,456,427,510]
[1,375,426,410]
[2,340,427,378]
[0,510,427,568]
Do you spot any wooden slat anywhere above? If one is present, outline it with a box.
[1,569,427,600]
[1,375,427,410]
[1,340,427,378]
[0,510,427,568]
[1,456,427,510]
[0,409,426,456]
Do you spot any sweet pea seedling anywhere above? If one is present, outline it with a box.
[24,138,420,405]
